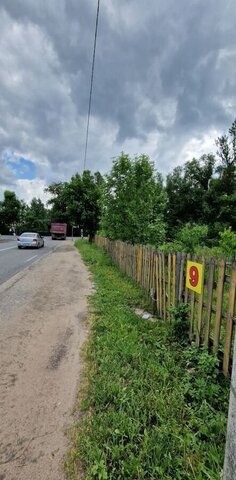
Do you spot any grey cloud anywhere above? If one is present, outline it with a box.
[0,158,17,186]
[0,0,235,197]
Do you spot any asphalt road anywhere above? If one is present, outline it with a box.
[0,235,71,285]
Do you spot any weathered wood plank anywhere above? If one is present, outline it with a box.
[213,259,226,353]
[175,253,181,304]
[172,253,176,307]
[204,260,215,348]
[223,262,236,375]
[162,253,166,321]
[178,253,186,303]
[156,254,160,316]
[167,253,171,320]
[159,253,163,318]
[195,257,206,347]
[189,290,195,341]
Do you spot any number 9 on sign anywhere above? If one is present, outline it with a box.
[186,261,203,294]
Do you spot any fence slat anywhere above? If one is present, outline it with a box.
[175,253,181,304]
[143,246,146,289]
[167,253,171,320]
[184,253,191,304]
[159,253,163,318]
[172,254,176,307]
[145,247,148,291]
[151,249,155,303]
[141,245,144,287]
[156,254,160,315]
[162,253,166,321]
[213,259,226,353]
[223,262,236,375]
[178,253,186,303]
[149,248,153,293]
[195,257,206,347]
[204,260,215,348]
[189,290,195,341]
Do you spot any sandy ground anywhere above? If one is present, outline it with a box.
[0,242,92,480]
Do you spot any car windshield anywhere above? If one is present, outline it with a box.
[20,233,37,237]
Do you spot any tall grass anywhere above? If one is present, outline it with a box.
[65,241,229,480]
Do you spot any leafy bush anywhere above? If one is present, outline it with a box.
[194,245,224,259]
[146,217,166,247]
[176,223,208,254]
[158,240,185,253]
[169,303,190,341]
[159,223,209,254]
[219,227,236,258]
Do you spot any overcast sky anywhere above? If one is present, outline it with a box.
[0,0,235,203]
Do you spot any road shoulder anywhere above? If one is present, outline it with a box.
[0,242,93,480]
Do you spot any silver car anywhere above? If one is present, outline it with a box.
[17,232,44,249]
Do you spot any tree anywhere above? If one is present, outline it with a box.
[100,153,166,245]
[46,170,103,239]
[207,119,236,232]
[0,191,22,232]
[166,155,215,237]
[46,182,69,223]
[215,119,236,196]
[21,198,49,232]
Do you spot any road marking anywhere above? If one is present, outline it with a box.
[0,245,16,252]
[25,255,38,263]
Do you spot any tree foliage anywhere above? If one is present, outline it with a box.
[46,170,104,238]
[166,154,215,237]
[0,191,22,233]
[100,153,166,245]
[176,223,209,254]
[21,198,49,232]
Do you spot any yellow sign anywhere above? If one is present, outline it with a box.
[186,261,203,294]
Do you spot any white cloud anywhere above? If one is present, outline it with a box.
[176,130,220,166]
[14,179,51,205]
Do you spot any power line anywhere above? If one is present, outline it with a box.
[83,0,100,172]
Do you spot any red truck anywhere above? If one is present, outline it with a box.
[51,223,67,240]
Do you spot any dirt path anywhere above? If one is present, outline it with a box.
[0,242,92,480]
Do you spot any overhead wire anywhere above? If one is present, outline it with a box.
[83,0,100,172]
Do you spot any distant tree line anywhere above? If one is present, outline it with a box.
[0,171,104,238]
[0,192,49,235]
[1,119,236,255]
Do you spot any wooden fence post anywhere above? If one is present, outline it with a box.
[223,328,236,479]
[213,259,225,353]
[162,253,166,321]
[204,260,214,348]
[172,253,176,307]
[167,253,171,320]
[223,262,236,376]
[195,257,206,347]
[156,254,160,316]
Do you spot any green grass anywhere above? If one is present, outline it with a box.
[65,241,229,480]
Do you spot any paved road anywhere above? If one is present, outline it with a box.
[0,236,71,285]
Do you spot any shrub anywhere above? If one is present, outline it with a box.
[169,303,190,341]
[176,223,208,254]
[219,227,236,258]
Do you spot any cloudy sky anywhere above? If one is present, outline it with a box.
[0,0,235,203]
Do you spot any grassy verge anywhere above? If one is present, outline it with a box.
[65,241,229,480]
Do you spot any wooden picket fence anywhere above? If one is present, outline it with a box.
[95,235,236,376]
